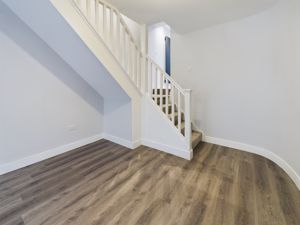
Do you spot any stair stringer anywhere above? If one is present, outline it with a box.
[3,0,142,145]
[141,96,192,160]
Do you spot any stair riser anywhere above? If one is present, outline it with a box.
[192,135,202,149]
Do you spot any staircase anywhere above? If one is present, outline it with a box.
[3,0,201,159]
[72,0,202,153]
[152,89,202,149]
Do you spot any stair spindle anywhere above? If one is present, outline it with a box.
[116,14,121,60]
[128,39,132,78]
[137,52,141,90]
[154,67,158,104]
[171,85,175,124]
[132,43,136,82]
[77,0,82,8]
[103,3,107,41]
[148,60,152,98]
[165,76,169,114]
[122,26,126,67]
[133,46,136,84]
[160,71,163,109]
[124,31,129,72]
[177,90,181,133]
[131,42,134,80]
[142,55,147,94]
[135,48,138,87]
[86,0,91,20]
[95,1,99,32]
[184,89,192,149]
[109,8,114,50]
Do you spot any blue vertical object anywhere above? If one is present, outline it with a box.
[165,36,171,75]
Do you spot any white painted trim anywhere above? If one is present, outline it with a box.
[103,134,138,149]
[0,132,142,176]
[142,139,192,160]
[203,135,300,190]
[0,134,104,176]
[132,139,142,149]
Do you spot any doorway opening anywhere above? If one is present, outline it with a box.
[148,22,171,76]
[165,36,171,75]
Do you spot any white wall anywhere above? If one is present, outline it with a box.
[104,99,132,143]
[3,0,145,154]
[122,14,141,46]
[141,96,191,159]
[148,23,171,70]
[0,5,103,165]
[172,0,300,181]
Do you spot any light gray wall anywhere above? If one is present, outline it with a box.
[122,14,141,46]
[104,100,132,141]
[148,23,171,70]
[0,4,104,164]
[172,0,300,176]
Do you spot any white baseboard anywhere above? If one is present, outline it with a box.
[103,133,191,160]
[203,135,300,190]
[132,139,142,149]
[103,134,138,149]
[0,133,139,176]
[142,139,192,160]
[3,131,297,191]
[0,133,104,176]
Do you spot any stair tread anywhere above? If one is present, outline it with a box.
[152,94,170,98]
[192,131,202,140]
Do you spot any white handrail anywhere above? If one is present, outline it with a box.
[72,0,192,148]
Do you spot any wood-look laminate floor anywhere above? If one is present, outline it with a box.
[0,140,299,225]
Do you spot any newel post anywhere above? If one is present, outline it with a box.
[140,24,148,94]
[184,89,192,150]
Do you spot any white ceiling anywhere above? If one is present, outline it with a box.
[106,0,278,33]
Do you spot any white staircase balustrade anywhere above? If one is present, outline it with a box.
[72,0,192,149]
